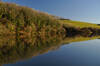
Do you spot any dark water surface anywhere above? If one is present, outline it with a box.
[2,36,100,66]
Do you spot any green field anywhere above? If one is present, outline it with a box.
[59,20,100,28]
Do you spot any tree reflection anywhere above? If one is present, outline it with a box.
[0,34,99,66]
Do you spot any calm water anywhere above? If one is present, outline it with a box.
[2,38,100,66]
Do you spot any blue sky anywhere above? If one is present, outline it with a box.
[3,0,100,24]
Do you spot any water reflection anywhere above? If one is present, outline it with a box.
[0,35,100,66]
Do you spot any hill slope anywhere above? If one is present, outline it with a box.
[0,2,65,37]
[59,20,100,28]
[0,2,100,37]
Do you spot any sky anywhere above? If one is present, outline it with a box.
[2,0,100,24]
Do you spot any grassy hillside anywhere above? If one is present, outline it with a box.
[59,20,100,28]
[0,2,65,37]
[0,2,100,37]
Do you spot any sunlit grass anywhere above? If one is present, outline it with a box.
[60,20,100,28]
